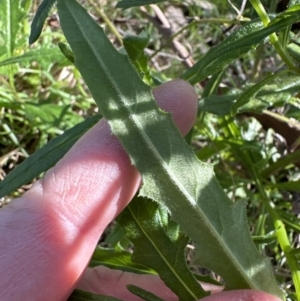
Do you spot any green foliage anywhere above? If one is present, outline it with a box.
[116,0,167,9]
[0,115,100,198]
[123,31,152,85]
[0,48,64,68]
[182,9,300,85]
[200,72,300,115]
[0,0,30,57]
[58,42,75,63]
[123,31,150,61]
[90,245,155,274]
[2,0,300,300]
[57,0,283,298]
[0,0,93,198]
[29,0,57,44]
[118,198,207,300]
[126,285,166,301]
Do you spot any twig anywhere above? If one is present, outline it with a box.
[140,5,194,69]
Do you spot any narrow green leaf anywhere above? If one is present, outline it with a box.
[90,246,154,274]
[281,213,300,232]
[196,141,228,161]
[200,73,300,116]
[202,70,226,98]
[117,198,206,300]
[252,231,277,245]
[199,95,236,116]
[58,42,75,63]
[287,43,300,63]
[123,31,150,62]
[231,70,290,114]
[0,48,64,67]
[269,180,300,191]
[289,248,300,258]
[261,149,300,177]
[69,290,124,301]
[104,222,130,247]
[0,0,28,56]
[29,0,57,44]
[24,102,81,126]
[0,115,100,199]
[126,285,165,301]
[123,31,152,85]
[182,11,300,84]
[21,0,32,11]
[57,0,283,298]
[116,0,167,9]
[269,4,300,24]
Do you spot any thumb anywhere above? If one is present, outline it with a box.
[77,267,282,301]
[0,80,197,301]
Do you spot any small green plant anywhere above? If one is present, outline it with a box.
[1,0,300,300]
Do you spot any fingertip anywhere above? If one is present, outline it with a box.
[152,79,198,136]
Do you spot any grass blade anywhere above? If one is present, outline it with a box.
[0,115,100,198]
[29,0,57,44]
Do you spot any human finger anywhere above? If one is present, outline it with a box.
[199,289,282,301]
[0,79,198,301]
[77,266,282,301]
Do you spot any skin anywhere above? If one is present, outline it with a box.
[0,80,281,301]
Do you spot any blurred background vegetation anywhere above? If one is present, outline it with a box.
[0,0,299,298]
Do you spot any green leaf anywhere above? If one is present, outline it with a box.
[202,70,226,98]
[199,95,236,116]
[269,180,300,191]
[126,285,165,301]
[116,0,167,9]
[123,31,152,85]
[252,231,277,245]
[117,198,206,300]
[0,115,100,199]
[69,290,124,301]
[200,73,300,116]
[231,70,290,115]
[24,103,75,126]
[196,140,228,161]
[21,0,32,11]
[123,31,150,62]
[261,149,300,177]
[287,42,300,63]
[90,246,154,274]
[29,0,57,44]
[57,0,283,298]
[0,0,28,56]
[58,42,75,63]
[0,47,64,67]
[103,222,130,247]
[182,11,300,84]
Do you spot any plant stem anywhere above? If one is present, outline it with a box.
[263,110,300,132]
[224,118,300,300]
[251,165,300,301]
[249,0,297,71]
[87,0,123,46]
[150,17,249,60]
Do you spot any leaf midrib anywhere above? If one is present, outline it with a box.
[64,0,255,290]
[128,206,198,300]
